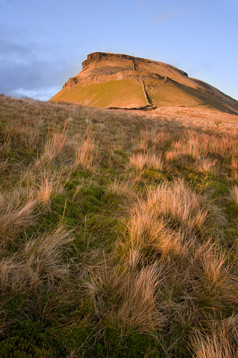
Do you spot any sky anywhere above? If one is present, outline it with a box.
[0,0,237,101]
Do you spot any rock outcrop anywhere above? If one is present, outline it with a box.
[50,52,238,114]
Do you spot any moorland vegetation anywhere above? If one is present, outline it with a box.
[0,94,237,357]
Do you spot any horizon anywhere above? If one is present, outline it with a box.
[0,0,238,101]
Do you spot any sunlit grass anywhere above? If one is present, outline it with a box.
[0,94,237,357]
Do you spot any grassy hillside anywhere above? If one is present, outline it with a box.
[0,95,237,357]
[50,79,147,108]
[144,79,234,112]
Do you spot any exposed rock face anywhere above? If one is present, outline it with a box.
[50,52,238,114]
[82,52,134,69]
[82,52,188,77]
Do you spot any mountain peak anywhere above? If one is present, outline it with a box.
[50,52,238,114]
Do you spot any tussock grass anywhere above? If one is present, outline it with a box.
[230,186,238,204]
[192,330,235,358]
[146,179,209,233]
[134,128,172,151]
[89,262,165,333]
[190,241,237,309]
[166,131,237,165]
[1,226,72,292]
[0,95,237,357]
[0,191,36,249]
[129,152,163,171]
[3,118,41,149]
[165,148,180,162]
[36,120,69,165]
[173,135,201,159]
[125,206,183,258]
[196,158,218,173]
[74,131,98,169]
[231,156,238,178]
[109,178,136,199]
[37,172,53,205]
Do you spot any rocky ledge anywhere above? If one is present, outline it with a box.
[82,52,188,77]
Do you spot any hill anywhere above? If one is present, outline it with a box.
[50,52,238,114]
[0,95,238,357]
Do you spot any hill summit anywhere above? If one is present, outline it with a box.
[50,52,238,114]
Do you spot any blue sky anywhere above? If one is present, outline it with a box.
[0,0,237,100]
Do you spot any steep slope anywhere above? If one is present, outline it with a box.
[50,52,238,114]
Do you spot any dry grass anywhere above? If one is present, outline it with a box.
[190,241,237,306]
[230,186,238,204]
[0,226,72,292]
[173,135,201,159]
[117,175,236,343]
[0,95,237,356]
[74,131,98,169]
[109,178,135,199]
[0,191,36,249]
[125,207,184,258]
[20,168,64,206]
[134,128,172,151]
[145,179,209,233]
[89,262,165,333]
[192,330,235,358]
[165,149,180,162]
[37,172,53,205]
[231,156,238,178]
[165,131,238,164]
[129,152,163,171]
[196,158,218,173]
[114,264,165,332]
[37,120,69,165]
[3,120,41,149]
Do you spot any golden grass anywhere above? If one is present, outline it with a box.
[166,131,238,164]
[134,128,172,152]
[192,330,234,358]
[89,262,165,333]
[37,120,69,164]
[37,172,53,205]
[126,208,183,258]
[114,264,165,332]
[74,131,98,169]
[230,186,238,204]
[108,178,135,199]
[20,168,64,207]
[191,242,235,299]
[173,135,201,159]
[129,152,163,171]
[0,226,72,292]
[146,179,209,233]
[165,149,180,162]
[3,120,41,149]
[0,192,36,249]
[0,95,237,356]
[231,156,238,178]
[116,173,236,341]
[196,158,218,173]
